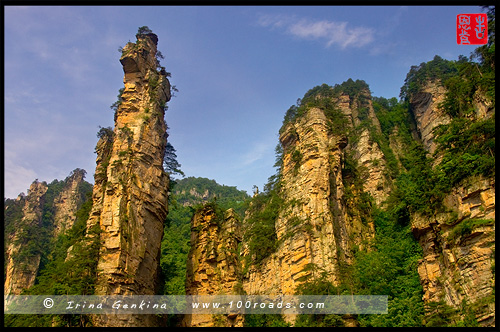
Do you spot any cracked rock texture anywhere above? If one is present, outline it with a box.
[52,169,89,236]
[182,206,243,327]
[4,181,48,295]
[409,81,495,326]
[4,170,90,296]
[87,32,171,327]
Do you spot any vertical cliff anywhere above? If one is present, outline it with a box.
[183,71,494,327]
[412,176,495,325]
[182,81,398,327]
[87,30,171,327]
[52,169,90,236]
[4,181,48,295]
[242,82,392,301]
[182,204,243,327]
[244,111,344,297]
[407,79,495,326]
[408,80,450,155]
[335,87,391,205]
[4,169,91,296]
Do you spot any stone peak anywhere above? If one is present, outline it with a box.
[136,32,158,46]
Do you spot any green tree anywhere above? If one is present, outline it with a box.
[163,141,185,178]
[109,88,124,112]
[352,209,425,327]
[136,25,153,36]
[96,126,114,143]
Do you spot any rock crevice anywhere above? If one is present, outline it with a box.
[87,31,171,327]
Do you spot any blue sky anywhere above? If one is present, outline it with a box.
[4,5,483,198]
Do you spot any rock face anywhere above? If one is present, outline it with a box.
[52,169,89,236]
[86,31,171,327]
[412,176,495,326]
[408,82,495,326]
[182,206,243,327]
[244,107,361,296]
[409,80,450,155]
[4,181,48,295]
[182,85,390,326]
[183,77,494,327]
[335,90,390,205]
[4,170,92,296]
[241,90,389,321]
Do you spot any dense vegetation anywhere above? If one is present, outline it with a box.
[400,55,458,101]
[242,173,283,267]
[4,170,96,327]
[351,208,425,327]
[160,177,250,326]
[171,176,249,217]
[160,176,250,296]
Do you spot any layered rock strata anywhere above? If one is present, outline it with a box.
[4,181,48,295]
[335,90,390,205]
[182,206,243,327]
[243,104,376,297]
[409,80,450,155]
[412,176,495,326]
[87,32,171,327]
[52,169,89,236]
[409,82,495,326]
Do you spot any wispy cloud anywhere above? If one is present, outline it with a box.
[367,6,407,56]
[239,141,274,167]
[257,14,374,49]
[4,149,37,198]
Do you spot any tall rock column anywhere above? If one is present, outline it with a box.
[88,31,171,327]
[183,206,243,327]
[335,90,391,205]
[52,169,89,236]
[243,106,375,296]
[4,181,48,295]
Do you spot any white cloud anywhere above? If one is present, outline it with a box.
[257,14,374,49]
[257,13,294,29]
[239,140,275,167]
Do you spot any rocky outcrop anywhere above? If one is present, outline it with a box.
[408,80,495,326]
[4,181,48,295]
[409,80,450,155]
[4,170,92,296]
[473,89,495,119]
[52,169,89,236]
[87,31,171,327]
[177,188,211,206]
[412,175,495,326]
[335,90,390,205]
[182,206,243,327]
[243,103,375,299]
[351,128,388,205]
[409,79,494,156]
